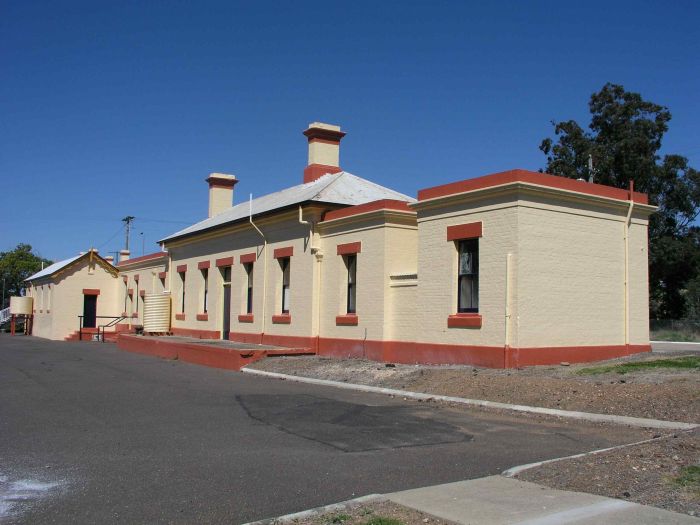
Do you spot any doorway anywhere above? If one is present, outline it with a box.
[222,284,231,340]
[83,295,97,328]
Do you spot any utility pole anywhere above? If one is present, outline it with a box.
[122,216,135,251]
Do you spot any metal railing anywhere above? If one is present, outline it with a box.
[78,315,127,341]
[0,307,10,325]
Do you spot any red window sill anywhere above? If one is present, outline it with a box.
[336,314,359,326]
[447,313,482,328]
[196,313,208,321]
[175,313,186,321]
[272,314,291,324]
[238,314,254,323]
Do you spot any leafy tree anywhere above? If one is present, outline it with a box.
[540,83,700,319]
[0,244,53,308]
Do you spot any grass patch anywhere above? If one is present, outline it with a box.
[576,356,700,375]
[327,514,351,524]
[362,518,404,525]
[673,465,700,489]
[651,330,700,342]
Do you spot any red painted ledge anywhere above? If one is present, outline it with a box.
[336,314,359,326]
[447,313,482,328]
[216,256,234,267]
[238,314,254,323]
[175,313,186,321]
[273,246,294,259]
[158,271,167,279]
[176,264,188,273]
[240,252,256,264]
[196,313,209,321]
[337,242,362,255]
[198,260,211,270]
[82,288,100,296]
[272,314,291,324]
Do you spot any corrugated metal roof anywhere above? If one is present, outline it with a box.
[26,254,83,281]
[160,171,414,243]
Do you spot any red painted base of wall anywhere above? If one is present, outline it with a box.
[171,327,220,339]
[116,334,312,371]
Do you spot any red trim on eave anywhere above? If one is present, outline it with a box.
[196,313,208,321]
[175,313,186,321]
[197,260,211,270]
[238,314,254,323]
[240,253,256,264]
[323,199,415,222]
[116,251,167,267]
[447,222,482,241]
[215,256,234,267]
[303,163,342,183]
[337,242,362,255]
[417,169,649,204]
[335,314,359,326]
[82,288,100,296]
[272,314,291,324]
[273,246,294,259]
[176,264,187,273]
[158,271,167,279]
[447,314,482,328]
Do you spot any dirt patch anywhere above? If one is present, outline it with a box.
[517,429,700,517]
[248,353,699,423]
[273,499,456,525]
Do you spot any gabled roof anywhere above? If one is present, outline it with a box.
[26,251,118,282]
[160,171,414,243]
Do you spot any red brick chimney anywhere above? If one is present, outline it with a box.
[303,122,346,183]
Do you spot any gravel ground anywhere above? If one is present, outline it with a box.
[271,499,456,525]
[248,353,699,516]
[248,353,699,423]
[517,429,700,517]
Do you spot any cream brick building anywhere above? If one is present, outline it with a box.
[26,122,656,367]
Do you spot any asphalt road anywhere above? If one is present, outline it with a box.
[0,335,649,524]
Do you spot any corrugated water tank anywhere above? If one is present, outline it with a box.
[143,293,171,333]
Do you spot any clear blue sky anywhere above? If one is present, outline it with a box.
[2,1,698,262]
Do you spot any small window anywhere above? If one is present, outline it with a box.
[346,254,357,314]
[179,271,186,314]
[458,239,479,312]
[201,268,209,313]
[280,257,290,314]
[244,263,253,314]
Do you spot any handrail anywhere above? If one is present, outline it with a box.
[78,315,128,341]
[98,316,127,343]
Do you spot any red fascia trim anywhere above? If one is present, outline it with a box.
[273,246,294,259]
[176,264,188,273]
[303,164,342,183]
[418,169,649,204]
[216,256,234,267]
[133,274,139,282]
[116,251,167,267]
[337,242,362,255]
[139,290,146,297]
[335,314,359,326]
[271,314,291,324]
[175,313,186,321]
[158,271,167,279]
[197,260,211,270]
[323,199,414,222]
[83,288,100,296]
[240,252,256,264]
[447,313,482,328]
[447,222,483,241]
[238,314,254,323]
[196,313,209,321]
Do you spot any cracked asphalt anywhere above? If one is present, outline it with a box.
[0,335,650,524]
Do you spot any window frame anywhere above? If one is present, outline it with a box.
[280,257,290,314]
[244,262,254,315]
[457,238,479,313]
[345,254,357,314]
[179,271,186,314]
[201,268,209,313]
